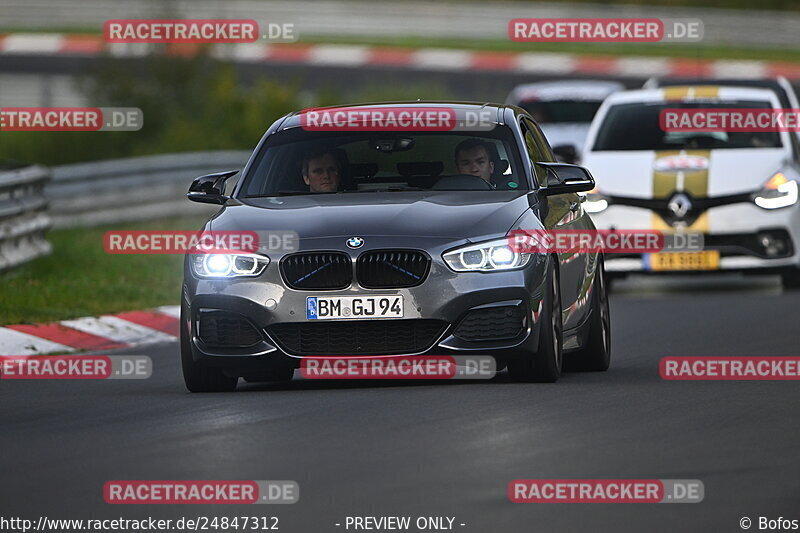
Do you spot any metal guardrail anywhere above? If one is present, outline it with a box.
[0,165,52,271]
[2,0,799,49]
[0,151,252,271]
[48,150,251,228]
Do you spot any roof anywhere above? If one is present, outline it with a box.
[644,76,796,108]
[647,77,789,92]
[278,101,512,130]
[602,86,780,105]
[507,80,625,103]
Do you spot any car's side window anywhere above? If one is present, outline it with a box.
[526,118,557,162]
[789,131,800,163]
[519,117,550,187]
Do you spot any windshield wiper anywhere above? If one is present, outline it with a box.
[246,191,314,198]
[246,187,425,197]
[345,186,424,193]
[386,186,423,192]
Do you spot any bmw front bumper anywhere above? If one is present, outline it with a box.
[182,235,550,373]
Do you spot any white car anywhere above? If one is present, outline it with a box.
[506,80,624,160]
[580,85,800,287]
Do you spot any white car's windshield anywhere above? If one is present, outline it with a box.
[519,100,603,124]
[593,101,782,151]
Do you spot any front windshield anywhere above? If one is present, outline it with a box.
[519,100,603,124]
[239,128,528,197]
[592,101,782,151]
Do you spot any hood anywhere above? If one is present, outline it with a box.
[211,191,530,242]
[582,148,788,198]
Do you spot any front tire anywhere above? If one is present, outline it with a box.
[565,255,611,372]
[508,258,563,383]
[180,305,238,393]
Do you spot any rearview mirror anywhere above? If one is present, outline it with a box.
[187,170,239,205]
[535,162,595,196]
[552,144,578,164]
[369,137,415,153]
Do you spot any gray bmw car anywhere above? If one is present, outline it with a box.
[180,102,611,392]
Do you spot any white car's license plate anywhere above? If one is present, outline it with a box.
[306,296,403,320]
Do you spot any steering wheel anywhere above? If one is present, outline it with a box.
[682,135,720,149]
[431,174,493,191]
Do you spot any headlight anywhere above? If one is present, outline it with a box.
[443,238,532,272]
[582,188,610,214]
[192,253,269,278]
[753,172,799,210]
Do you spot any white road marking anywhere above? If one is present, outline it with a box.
[616,57,670,77]
[515,53,576,74]
[310,45,369,66]
[106,42,150,58]
[413,48,472,70]
[155,305,181,319]
[60,316,175,345]
[711,60,768,78]
[1,34,64,54]
[213,43,268,62]
[0,328,73,356]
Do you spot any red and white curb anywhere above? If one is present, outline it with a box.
[0,305,180,356]
[2,33,800,80]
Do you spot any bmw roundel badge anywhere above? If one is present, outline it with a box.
[346,237,364,249]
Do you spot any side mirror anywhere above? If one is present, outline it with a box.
[535,162,595,196]
[552,144,578,164]
[187,170,239,205]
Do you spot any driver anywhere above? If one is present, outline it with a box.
[454,139,513,189]
[302,149,342,193]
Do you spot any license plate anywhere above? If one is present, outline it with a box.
[645,251,720,271]
[306,296,404,320]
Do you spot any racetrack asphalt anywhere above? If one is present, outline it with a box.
[2,274,799,532]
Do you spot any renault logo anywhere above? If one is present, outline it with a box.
[668,193,692,218]
[346,237,364,249]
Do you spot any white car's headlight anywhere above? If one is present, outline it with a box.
[192,253,269,278]
[753,172,799,210]
[582,188,610,214]
[443,239,532,272]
